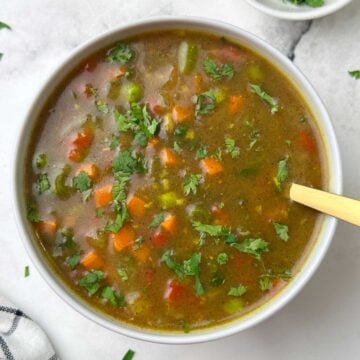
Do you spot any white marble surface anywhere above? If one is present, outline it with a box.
[1,1,359,359]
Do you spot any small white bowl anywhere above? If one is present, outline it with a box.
[13,16,342,344]
[245,0,353,20]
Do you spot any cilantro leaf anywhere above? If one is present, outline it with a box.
[161,250,185,278]
[95,100,109,114]
[112,150,140,174]
[24,265,30,278]
[149,212,166,228]
[66,254,80,269]
[79,270,105,295]
[73,171,92,192]
[228,284,247,297]
[195,145,208,160]
[225,137,240,158]
[232,238,269,260]
[273,222,289,241]
[194,90,216,117]
[305,0,324,7]
[122,350,135,360]
[105,207,129,233]
[184,174,202,196]
[203,59,234,81]
[349,70,360,79]
[101,286,125,306]
[217,252,229,265]
[117,268,128,281]
[0,21,11,30]
[274,157,288,191]
[192,221,226,236]
[35,153,48,169]
[259,269,292,291]
[259,277,272,291]
[37,174,51,194]
[27,202,41,223]
[106,43,133,64]
[250,84,279,114]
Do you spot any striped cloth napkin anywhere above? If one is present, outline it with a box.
[0,294,58,360]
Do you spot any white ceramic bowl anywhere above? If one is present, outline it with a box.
[13,16,342,344]
[245,0,353,20]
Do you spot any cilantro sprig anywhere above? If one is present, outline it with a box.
[203,58,234,81]
[250,84,279,114]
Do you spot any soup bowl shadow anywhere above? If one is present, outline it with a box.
[12,16,342,344]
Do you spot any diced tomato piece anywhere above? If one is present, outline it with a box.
[228,95,244,114]
[172,105,192,123]
[209,46,243,62]
[160,148,179,167]
[211,205,229,226]
[150,232,168,247]
[164,279,186,302]
[299,129,316,154]
[68,147,85,162]
[73,130,94,149]
[148,97,165,116]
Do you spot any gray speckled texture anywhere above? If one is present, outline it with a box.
[0,1,358,359]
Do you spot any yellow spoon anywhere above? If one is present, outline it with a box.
[290,184,360,226]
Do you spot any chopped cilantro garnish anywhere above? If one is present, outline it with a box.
[56,227,75,248]
[210,271,225,287]
[117,268,129,281]
[37,174,51,194]
[66,254,80,269]
[79,270,105,295]
[184,174,202,196]
[109,135,120,150]
[24,265,30,278]
[95,100,109,114]
[195,145,208,159]
[35,153,48,169]
[112,150,145,175]
[73,171,92,192]
[194,90,216,117]
[106,43,133,64]
[101,286,125,306]
[0,21,11,30]
[250,84,279,114]
[161,250,204,297]
[214,148,222,161]
[174,124,188,137]
[274,156,288,191]
[149,212,166,228]
[105,207,129,233]
[27,202,41,223]
[259,269,292,291]
[232,238,269,260]
[259,277,272,291]
[217,252,229,265]
[286,0,324,7]
[273,222,289,242]
[228,284,247,297]
[191,221,226,236]
[349,70,360,79]
[122,349,135,360]
[224,137,240,158]
[203,58,234,81]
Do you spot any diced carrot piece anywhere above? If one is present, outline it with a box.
[68,147,85,162]
[160,148,179,167]
[299,129,316,154]
[127,195,146,218]
[36,220,57,238]
[76,164,98,180]
[112,224,135,252]
[94,184,112,208]
[133,245,150,263]
[80,250,103,269]
[229,95,244,114]
[161,214,176,234]
[151,232,168,247]
[194,73,203,93]
[172,105,192,123]
[200,158,224,175]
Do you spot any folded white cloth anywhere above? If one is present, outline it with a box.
[0,295,58,360]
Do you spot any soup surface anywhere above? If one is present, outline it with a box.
[25,30,323,331]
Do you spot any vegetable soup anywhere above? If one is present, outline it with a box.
[25,30,324,331]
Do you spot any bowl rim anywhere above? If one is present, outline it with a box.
[12,15,342,344]
[244,0,353,20]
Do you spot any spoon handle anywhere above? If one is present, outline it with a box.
[290,183,360,227]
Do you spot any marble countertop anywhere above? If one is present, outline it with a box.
[1,1,359,359]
